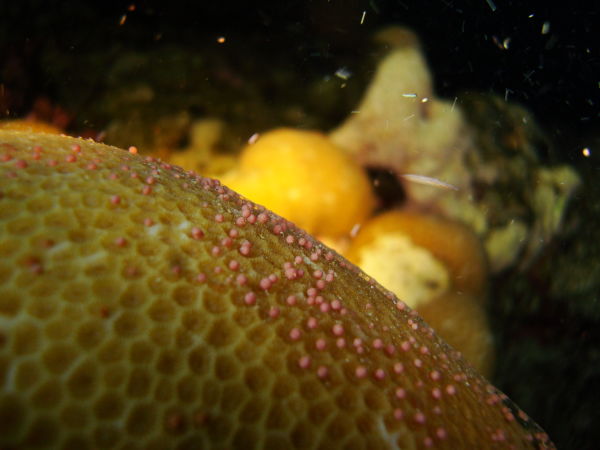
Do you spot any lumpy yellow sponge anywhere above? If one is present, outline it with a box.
[0,130,553,449]
[346,210,493,376]
[417,291,494,379]
[347,211,489,301]
[221,128,376,237]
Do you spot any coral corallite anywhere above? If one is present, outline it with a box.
[0,130,554,449]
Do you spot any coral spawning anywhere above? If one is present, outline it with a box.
[0,130,554,448]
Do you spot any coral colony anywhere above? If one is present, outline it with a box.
[0,130,554,448]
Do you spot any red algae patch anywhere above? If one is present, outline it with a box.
[0,130,554,449]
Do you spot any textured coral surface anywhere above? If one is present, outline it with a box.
[0,130,554,449]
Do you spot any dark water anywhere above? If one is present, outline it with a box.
[1,1,598,448]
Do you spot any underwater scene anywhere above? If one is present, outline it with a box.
[0,1,597,449]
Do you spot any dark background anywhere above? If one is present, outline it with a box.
[1,0,597,149]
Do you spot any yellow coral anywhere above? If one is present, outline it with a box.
[0,119,63,135]
[221,128,376,237]
[0,130,554,449]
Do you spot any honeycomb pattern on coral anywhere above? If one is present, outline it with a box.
[0,130,553,449]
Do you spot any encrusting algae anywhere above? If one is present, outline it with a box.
[0,130,554,449]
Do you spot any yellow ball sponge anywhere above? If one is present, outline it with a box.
[221,128,376,237]
[348,210,489,299]
[418,292,494,379]
[346,210,493,376]
[0,130,552,449]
